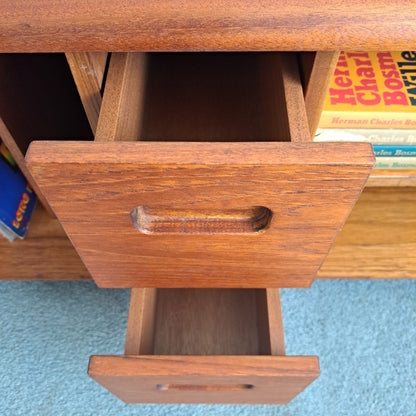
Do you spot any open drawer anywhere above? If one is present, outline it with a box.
[88,288,320,404]
[26,52,374,288]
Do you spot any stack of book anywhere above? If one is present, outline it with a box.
[0,138,37,241]
[315,51,416,169]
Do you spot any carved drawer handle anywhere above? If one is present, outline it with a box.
[131,206,272,235]
[155,383,254,392]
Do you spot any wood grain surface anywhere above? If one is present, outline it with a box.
[95,53,147,142]
[318,187,416,279]
[367,169,416,187]
[120,53,298,142]
[0,1,415,52]
[264,288,286,356]
[4,187,412,281]
[153,289,262,355]
[301,52,340,138]
[124,288,157,355]
[0,204,90,280]
[65,52,108,134]
[26,141,374,288]
[88,355,320,404]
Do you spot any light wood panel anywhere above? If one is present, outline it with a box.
[318,187,416,279]
[0,205,89,280]
[0,1,414,52]
[367,170,416,187]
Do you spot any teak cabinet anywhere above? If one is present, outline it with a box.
[25,51,372,404]
[1,1,415,405]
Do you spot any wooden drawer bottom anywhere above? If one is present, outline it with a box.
[89,288,320,404]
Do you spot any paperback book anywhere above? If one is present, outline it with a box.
[0,138,37,241]
[375,157,416,169]
[319,51,416,129]
[372,145,416,157]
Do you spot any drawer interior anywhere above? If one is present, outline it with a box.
[95,51,310,143]
[141,53,293,142]
[129,288,285,356]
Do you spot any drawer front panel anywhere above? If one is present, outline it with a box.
[27,141,374,288]
[88,355,320,404]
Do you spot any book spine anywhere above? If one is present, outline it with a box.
[373,145,416,157]
[314,128,416,145]
[319,111,416,129]
[375,157,416,169]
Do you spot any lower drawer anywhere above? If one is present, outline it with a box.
[88,288,320,404]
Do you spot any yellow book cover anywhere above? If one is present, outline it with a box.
[319,51,416,129]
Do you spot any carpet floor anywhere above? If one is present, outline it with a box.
[1,279,415,416]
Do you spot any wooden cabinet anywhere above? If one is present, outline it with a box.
[0,2,415,404]
[20,51,372,402]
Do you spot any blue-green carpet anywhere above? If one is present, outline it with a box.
[1,279,415,416]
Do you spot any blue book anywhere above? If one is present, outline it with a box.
[373,145,416,157]
[0,139,37,241]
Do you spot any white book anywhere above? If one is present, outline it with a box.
[315,128,416,145]
[375,157,416,169]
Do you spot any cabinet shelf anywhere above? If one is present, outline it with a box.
[367,169,416,187]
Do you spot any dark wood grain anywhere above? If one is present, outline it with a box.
[0,54,92,155]
[123,53,296,142]
[0,1,415,52]
[26,141,374,288]
[0,53,93,214]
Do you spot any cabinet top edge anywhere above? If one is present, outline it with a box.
[0,1,415,52]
